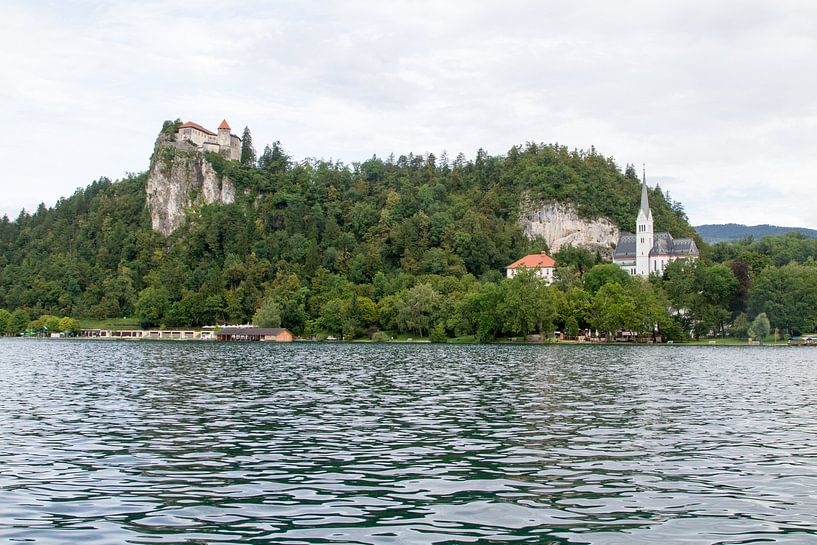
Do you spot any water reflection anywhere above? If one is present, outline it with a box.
[1,340,816,544]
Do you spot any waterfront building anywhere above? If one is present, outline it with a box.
[216,327,295,342]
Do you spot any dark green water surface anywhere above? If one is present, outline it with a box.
[1,340,816,544]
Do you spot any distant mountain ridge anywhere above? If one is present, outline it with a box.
[695,223,817,243]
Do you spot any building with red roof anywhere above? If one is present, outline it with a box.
[176,119,241,161]
[506,253,557,283]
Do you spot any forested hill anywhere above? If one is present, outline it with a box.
[696,223,817,243]
[0,130,696,332]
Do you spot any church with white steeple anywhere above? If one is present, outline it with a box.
[612,170,698,276]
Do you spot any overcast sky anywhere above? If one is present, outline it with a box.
[3,1,817,228]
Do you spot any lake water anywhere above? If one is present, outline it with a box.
[1,340,816,544]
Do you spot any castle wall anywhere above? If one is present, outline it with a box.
[179,127,216,147]
[217,128,230,149]
[177,122,240,161]
[230,135,241,161]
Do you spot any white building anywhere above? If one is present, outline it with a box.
[505,253,556,284]
[176,119,241,161]
[613,173,698,276]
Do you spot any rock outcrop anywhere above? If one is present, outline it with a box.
[146,140,235,237]
[519,202,619,258]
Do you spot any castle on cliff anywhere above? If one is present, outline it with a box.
[176,119,241,161]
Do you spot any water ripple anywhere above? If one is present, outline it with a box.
[1,340,816,544]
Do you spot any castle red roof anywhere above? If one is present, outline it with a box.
[506,253,556,269]
[178,122,216,136]
[218,119,230,130]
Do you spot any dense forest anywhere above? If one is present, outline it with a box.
[1,124,815,341]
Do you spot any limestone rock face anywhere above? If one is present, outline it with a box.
[146,141,235,237]
[519,202,619,258]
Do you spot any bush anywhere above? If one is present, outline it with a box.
[429,323,447,343]
[371,331,389,343]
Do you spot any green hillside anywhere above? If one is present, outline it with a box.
[0,129,699,339]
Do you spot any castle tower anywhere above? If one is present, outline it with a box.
[217,119,231,150]
[635,167,654,276]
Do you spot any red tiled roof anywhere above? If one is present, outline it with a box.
[218,119,230,130]
[506,253,556,269]
[178,122,216,136]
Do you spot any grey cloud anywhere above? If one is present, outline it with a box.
[2,0,817,229]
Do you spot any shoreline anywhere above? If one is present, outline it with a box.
[0,336,793,347]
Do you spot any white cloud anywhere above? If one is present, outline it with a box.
[2,0,817,229]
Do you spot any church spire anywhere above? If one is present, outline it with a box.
[639,163,651,219]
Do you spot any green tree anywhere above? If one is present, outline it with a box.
[456,282,503,342]
[564,315,580,337]
[355,296,379,328]
[9,309,30,335]
[554,245,597,278]
[0,309,10,334]
[135,286,170,328]
[730,313,750,338]
[320,298,345,335]
[498,271,556,337]
[660,260,737,338]
[699,264,739,337]
[396,283,440,337]
[253,297,282,328]
[265,273,308,333]
[583,264,631,295]
[429,322,447,343]
[748,263,817,336]
[240,126,256,166]
[58,316,79,335]
[43,315,61,332]
[589,282,639,340]
[499,273,541,337]
[749,312,771,343]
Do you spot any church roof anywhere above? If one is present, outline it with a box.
[613,233,637,259]
[178,122,216,136]
[507,253,556,269]
[669,238,698,255]
[613,232,699,259]
[218,119,231,130]
[639,171,652,219]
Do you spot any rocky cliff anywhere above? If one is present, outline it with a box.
[146,141,235,237]
[520,202,619,258]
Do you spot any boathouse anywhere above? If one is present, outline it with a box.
[216,327,295,342]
